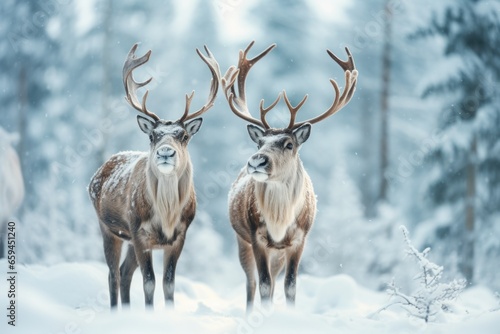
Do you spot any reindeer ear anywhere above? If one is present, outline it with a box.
[185,118,203,137]
[137,115,154,134]
[247,125,265,144]
[293,123,311,146]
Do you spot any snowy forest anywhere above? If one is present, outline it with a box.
[1,0,499,333]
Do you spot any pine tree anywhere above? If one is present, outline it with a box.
[0,0,56,206]
[413,0,500,287]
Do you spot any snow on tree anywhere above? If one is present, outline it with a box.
[411,0,500,289]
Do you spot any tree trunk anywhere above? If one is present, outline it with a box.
[378,0,392,203]
[17,66,27,214]
[461,135,476,284]
[361,94,376,218]
[98,0,113,165]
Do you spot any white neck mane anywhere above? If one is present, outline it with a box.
[254,162,305,242]
[146,162,192,238]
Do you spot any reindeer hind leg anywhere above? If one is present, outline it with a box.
[101,227,123,308]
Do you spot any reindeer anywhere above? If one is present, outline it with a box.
[0,128,24,258]
[220,41,357,310]
[88,44,220,308]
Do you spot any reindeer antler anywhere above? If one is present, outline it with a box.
[123,43,221,123]
[289,47,357,130]
[221,41,279,129]
[123,44,159,121]
[222,43,358,131]
[283,91,309,130]
[178,46,221,122]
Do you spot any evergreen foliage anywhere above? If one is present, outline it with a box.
[412,0,500,286]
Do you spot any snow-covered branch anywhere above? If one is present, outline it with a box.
[374,226,466,322]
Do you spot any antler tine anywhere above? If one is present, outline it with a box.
[222,41,277,129]
[179,91,196,122]
[259,93,282,129]
[327,47,355,72]
[221,67,264,128]
[179,46,221,122]
[123,43,159,121]
[221,66,238,106]
[292,47,357,130]
[237,41,276,102]
[283,91,309,129]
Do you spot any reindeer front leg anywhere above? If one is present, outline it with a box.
[284,243,305,307]
[252,241,273,305]
[133,239,155,308]
[162,235,185,305]
[120,244,138,306]
[237,235,257,311]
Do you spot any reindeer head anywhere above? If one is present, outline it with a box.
[245,124,310,182]
[221,41,357,182]
[136,117,202,175]
[123,44,220,176]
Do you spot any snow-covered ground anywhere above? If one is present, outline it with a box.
[1,260,499,334]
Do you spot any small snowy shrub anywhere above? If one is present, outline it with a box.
[376,226,466,322]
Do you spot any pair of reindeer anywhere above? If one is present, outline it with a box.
[89,41,358,311]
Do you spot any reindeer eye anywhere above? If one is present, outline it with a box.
[149,135,154,142]
[286,143,293,150]
[183,134,189,141]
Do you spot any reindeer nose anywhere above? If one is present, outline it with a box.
[157,146,176,158]
[248,154,268,168]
